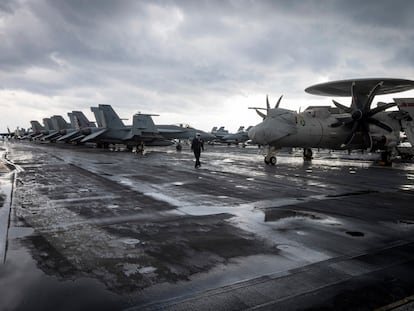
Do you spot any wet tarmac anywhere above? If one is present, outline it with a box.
[1,140,414,310]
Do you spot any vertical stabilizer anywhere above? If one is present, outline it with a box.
[98,105,125,129]
[68,113,76,128]
[72,111,95,128]
[395,98,414,145]
[51,115,70,130]
[43,118,54,131]
[90,107,105,128]
[30,121,44,133]
[132,113,159,135]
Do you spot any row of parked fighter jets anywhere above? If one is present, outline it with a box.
[4,104,252,150]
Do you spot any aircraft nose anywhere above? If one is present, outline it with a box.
[248,125,262,144]
[248,123,271,145]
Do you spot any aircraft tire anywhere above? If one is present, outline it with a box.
[176,144,182,151]
[270,156,277,165]
[264,157,270,165]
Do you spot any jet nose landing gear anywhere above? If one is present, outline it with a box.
[264,146,278,165]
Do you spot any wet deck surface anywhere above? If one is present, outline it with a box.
[1,140,414,310]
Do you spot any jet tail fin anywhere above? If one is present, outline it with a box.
[131,113,159,135]
[395,98,414,145]
[72,111,96,128]
[97,105,125,129]
[30,121,44,133]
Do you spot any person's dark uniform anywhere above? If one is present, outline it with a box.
[191,133,204,168]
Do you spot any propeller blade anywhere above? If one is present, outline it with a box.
[367,117,393,132]
[367,102,397,117]
[266,95,270,111]
[342,121,359,147]
[365,82,383,111]
[330,121,343,128]
[351,82,363,111]
[275,95,283,108]
[332,100,351,113]
[342,132,355,148]
[255,109,266,119]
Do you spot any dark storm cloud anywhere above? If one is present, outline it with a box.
[1,0,414,131]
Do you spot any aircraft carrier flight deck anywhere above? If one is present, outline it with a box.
[1,140,414,311]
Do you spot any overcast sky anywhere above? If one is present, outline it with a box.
[1,0,414,133]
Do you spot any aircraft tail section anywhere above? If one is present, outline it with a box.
[91,107,104,128]
[30,121,44,133]
[97,105,125,129]
[72,111,96,128]
[129,113,159,137]
[43,118,54,131]
[395,98,414,145]
[51,115,70,131]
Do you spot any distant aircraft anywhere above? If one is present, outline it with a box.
[211,126,229,141]
[221,126,253,145]
[0,127,15,138]
[157,123,216,150]
[248,78,414,165]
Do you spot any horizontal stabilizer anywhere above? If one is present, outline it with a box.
[57,130,80,142]
[81,128,107,143]
[71,135,85,143]
[42,131,60,140]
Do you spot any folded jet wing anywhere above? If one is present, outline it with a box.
[80,128,108,143]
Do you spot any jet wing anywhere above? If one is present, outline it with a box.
[81,129,107,143]
[57,130,80,142]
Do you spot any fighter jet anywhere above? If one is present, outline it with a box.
[57,111,96,143]
[80,104,170,151]
[248,78,414,165]
[156,123,216,150]
[211,126,229,141]
[41,115,71,141]
[221,126,253,145]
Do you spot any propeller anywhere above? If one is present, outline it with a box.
[249,95,284,120]
[330,81,397,147]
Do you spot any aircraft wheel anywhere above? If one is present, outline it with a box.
[176,144,182,151]
[136,144,144,154]
[264,157,270,165]
[380,151,392,166]
[269,156,277,165]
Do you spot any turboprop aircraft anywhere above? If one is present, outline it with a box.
[248,78,414,165]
